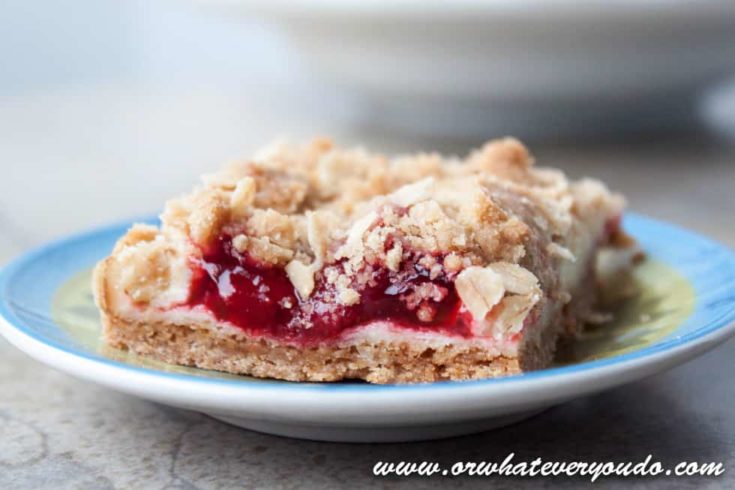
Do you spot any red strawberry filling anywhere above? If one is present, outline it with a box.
[185,236,474,344]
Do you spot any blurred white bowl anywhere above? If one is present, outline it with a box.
[201,0,735,138]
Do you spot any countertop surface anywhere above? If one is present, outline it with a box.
[1,86,734,489]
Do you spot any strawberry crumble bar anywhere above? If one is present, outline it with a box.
[93,138,633,383]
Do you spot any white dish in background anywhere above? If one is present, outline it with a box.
[199,0,735,138]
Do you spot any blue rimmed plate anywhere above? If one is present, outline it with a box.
[1,213,734,442]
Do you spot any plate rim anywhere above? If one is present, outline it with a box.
[1,212,734,403]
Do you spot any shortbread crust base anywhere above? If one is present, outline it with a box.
[101,314,562,384]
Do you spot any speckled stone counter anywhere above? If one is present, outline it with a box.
[1,89,734,489]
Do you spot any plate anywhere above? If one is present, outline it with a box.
[1,213,734,442]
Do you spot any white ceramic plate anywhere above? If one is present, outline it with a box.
[1,213,734,442]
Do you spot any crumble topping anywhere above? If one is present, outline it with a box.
[229,176,256,218]
[487,262,540,295]
[547,242,577,262]
[109,224,192,307]
[118,138,625,326]
[285,259,315,300]
[454,266,505,321]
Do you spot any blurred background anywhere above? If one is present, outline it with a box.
[1,0,735,260]
[2,2,735,486]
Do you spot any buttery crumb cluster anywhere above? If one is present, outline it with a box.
[118,138,624,329]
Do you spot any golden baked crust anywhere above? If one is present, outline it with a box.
[94,137,629,384]
[101,315,565,384]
